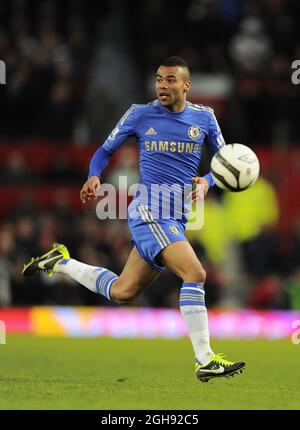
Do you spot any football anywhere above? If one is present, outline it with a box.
[210,143,260,192]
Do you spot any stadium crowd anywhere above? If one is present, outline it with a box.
[0,0,300,309]
[0,0,108,140]
[0,0,299,142]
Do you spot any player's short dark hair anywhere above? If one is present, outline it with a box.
[160,56,189,71]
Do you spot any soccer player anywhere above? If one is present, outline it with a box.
[23,56,246,382]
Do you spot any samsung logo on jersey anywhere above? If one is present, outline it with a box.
[145,140,199,153]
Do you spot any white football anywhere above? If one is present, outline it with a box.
[211,143,260,192]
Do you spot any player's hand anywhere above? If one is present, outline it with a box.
[188,177,209,203]
[80,176,100,204]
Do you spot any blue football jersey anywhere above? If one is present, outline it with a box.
[90,100,226,221]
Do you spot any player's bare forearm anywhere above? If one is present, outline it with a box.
[80,176,100,204]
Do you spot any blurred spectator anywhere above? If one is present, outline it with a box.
[223,177,279,242]
[14,215,38,252]
[287,218,300,272]
[0,151,37,184]
[45,153,82,183]
[247,274,288,309]
[241,226,282,278]
[38,81,75,139]
[284,269,300,310]
[0,226,14,305]
[229,16,272,74]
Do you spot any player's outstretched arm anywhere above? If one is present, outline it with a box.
[80,175,100,204]
[80,105,137,205]
[81,105,137,205]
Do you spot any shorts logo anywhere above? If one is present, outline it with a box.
[188,125,201,140]
[169,225,179,236]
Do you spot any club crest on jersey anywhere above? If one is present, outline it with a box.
[188,125,201,140]
[169,225,179,236]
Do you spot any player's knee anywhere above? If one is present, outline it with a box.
[184,267,206,284]
[111,287,139,304]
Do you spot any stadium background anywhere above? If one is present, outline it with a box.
[0,0,300,410]
[1,0,300,310]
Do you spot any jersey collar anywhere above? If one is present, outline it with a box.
[157,100,187,116]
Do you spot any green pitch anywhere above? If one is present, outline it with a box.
[0,335,299,410]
